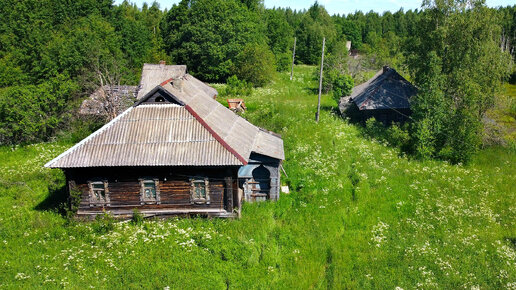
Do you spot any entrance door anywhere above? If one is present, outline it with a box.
[247,165,270,202]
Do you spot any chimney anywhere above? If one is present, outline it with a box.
[159,60,166,65]
[172,79,183,92]
[383,65,390,73]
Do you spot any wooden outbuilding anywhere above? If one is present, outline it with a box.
[339,66,417,124]
[45,68,284,219]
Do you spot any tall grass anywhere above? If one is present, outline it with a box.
[0,66,514,288]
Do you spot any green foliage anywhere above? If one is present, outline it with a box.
[275,52,292,72]
[0,0,167,146]
[234,43,276,87]
[0,76,79,146]
[92,212,116,234]
[161,0,266,82]
[221,75,253,97]
[66,185,82,220]
[295,3,337,65]
[131,209,144,225]
[331,73,353,102]
[406,1,513,163]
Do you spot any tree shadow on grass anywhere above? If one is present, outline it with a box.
[34,183,67,216]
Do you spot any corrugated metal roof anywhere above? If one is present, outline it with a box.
[162,82,285,161]
[137,64,218,100]
[47,64,284,169]
[137,64,187,99]
[351,66,417,110]
[45,104,242,168]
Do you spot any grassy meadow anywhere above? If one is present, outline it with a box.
[0,65,515,289]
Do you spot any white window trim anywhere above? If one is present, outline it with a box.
[139,178,160,205]
[190,178,210,204]
[88,180,110,207]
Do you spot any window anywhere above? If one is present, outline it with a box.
[140,179,160,204]
[88,180,110,207]
[190,178,210,204]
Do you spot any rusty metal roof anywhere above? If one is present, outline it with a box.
[351,66,417,110]
[45,104,242,168]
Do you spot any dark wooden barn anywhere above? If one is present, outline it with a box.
[45,70,284,219]
[339,66,417,124]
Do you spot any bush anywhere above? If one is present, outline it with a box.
[221,75,253,97]
[131,209,144,225]
[234,43,276,87]
[331,73,354,102]
[92,212,115,234]
[0,76,78,146]
[364,118,412,152]
[275,52,291,72]
[65,185,82,220]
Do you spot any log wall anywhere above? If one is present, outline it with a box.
[64,166,239,218]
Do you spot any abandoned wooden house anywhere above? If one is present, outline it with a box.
[45,68,284,219]
[339,66,417,124]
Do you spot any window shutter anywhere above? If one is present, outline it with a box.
[154,179,160,205]
[205,178,210,204]
[103,180,110,206]
[189,178,194,204]
[139,179,145,205]
[88,181,94,207]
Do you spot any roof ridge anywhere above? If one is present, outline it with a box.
[184,104,247,165]
[44,107,135,168]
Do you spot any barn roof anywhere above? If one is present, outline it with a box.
[45,77,284,168]
[351,66,417,110]
[137,63,218,99]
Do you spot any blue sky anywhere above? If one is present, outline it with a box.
[114,0,514,14]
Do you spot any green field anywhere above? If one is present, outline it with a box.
[0,66,515,288]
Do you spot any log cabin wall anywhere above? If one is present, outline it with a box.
[64,166,239,218]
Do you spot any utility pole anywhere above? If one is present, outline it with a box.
[316,37,325,123]
[290,37,296,81]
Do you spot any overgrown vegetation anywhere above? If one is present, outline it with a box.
[405,0,512,163]
[0,66,514,288]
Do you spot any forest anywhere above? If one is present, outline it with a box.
[0,0,515,163]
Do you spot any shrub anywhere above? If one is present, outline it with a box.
[222,75,253,97]
[234,43,276,87]
[92,212,115,234]
[275,52,291,72]
[131,209,144,225]
[65,184,82,220]
[331,73,353,102]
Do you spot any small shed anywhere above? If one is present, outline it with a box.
[46,72,284,219]
[339,66,417,124]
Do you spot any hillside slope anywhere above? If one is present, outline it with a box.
[0,66,514,288]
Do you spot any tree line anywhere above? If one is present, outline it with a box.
[0,0,514,162]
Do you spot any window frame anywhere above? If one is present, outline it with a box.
[139,178,160,205]
[88,180,110,207]
[190,178,210,204]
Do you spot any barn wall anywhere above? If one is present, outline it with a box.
[65,166,239,217]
